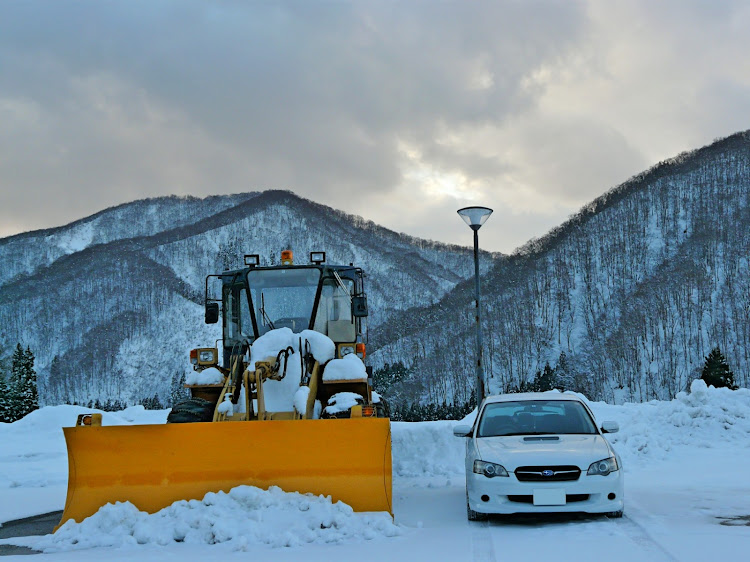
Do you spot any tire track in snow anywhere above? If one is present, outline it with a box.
[615,507,678,562]
[470,520,496,562]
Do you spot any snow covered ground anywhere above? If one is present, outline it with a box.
[1,381,749,560]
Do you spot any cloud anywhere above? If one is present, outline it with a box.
[0,1,748,251]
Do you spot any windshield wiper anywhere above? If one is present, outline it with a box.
[332,270,352,303]
[260,292,275,330]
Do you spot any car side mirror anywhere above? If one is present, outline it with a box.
[453,424,473,437]
[601,421,619,434]
[351,295,368,317]
[205,302,219,324]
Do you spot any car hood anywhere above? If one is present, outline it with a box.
[476,435,612,469]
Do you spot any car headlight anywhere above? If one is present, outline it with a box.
[473,460,509,478]
[587,456,619,476]
[339,345,355,357]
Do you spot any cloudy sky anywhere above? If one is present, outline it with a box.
[1,1,749,252]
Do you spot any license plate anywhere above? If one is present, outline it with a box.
[533,488,566,505]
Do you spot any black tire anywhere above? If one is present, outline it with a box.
[606,510,624,518]
[375,397,390,418]
[167,398,215,423]
[467,492,488,521]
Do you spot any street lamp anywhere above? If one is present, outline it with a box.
[457,206,493,404]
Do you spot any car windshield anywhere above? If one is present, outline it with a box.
[477,400,598,437]
[247,268,321,335]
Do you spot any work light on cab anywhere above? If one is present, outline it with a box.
[190,348,218,368]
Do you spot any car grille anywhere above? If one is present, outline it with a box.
[507,494,589,504]
[514,465,581,482]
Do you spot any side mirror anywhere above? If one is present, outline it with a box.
[453,424,473,437]
[351,295,368,318]
[205,302,219,324]
[601,421,619,434]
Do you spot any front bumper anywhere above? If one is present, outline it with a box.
[467,469,624,515]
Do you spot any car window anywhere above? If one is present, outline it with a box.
[477,400,598,437]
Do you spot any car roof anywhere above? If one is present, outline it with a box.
[481,392,587,405]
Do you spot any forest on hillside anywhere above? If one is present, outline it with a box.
[371,132,750,404]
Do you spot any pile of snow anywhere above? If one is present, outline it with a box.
[588,380,750,464]
[25,486,400,553]
[391,421,465,478]
[292,387,321,418]
[250,328,335,370]
[249,328,336,412]
[186,367,224,385]
[322,353,367,381]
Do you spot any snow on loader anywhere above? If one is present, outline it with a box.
[58,250,391,528]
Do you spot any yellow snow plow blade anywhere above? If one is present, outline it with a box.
[57,417,392,529]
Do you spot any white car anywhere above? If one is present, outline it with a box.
[453,392,624,520]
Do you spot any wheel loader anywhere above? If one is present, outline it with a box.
[58,250,391,528]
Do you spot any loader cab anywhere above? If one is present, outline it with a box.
[211,253,368,370]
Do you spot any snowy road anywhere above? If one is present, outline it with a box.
[1,383,749,561]
[393,474,747,562]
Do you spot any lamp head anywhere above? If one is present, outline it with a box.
[457,206,493,231]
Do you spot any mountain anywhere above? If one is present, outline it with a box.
[369,131,750,404]
[0,194,258,287]
[3,132,749,407]
[0,190,495,405]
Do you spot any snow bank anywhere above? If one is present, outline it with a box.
[391,421,465,478]
[28,486,400,553]
[588,380,750,464]
[0,404,168,431]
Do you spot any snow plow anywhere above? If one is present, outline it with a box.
[59,251,391,528]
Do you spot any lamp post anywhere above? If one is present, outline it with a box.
[457,206,493,404]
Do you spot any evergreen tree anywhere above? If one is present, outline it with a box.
[0,375,11,422]
[7,344,26,421]
[169,372,189,406]
[0,345,9,422]
[19,347,39,415]
[372,361,411,405]
[701,347,737,389]
[535,363,557,391]
[556,352,574,391]
[0,343,10,376]
[3,344,39,422]
[142,393,164,410]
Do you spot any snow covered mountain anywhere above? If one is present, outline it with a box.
[0,190,494,405]
[370,131,750,404]
[3,132,749,407]
[0,193,258,287]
